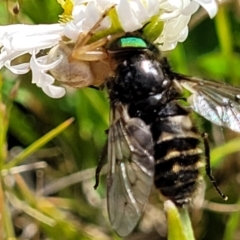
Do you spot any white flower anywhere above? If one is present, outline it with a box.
[63,0,112,41]
[0,24,66,98]
[0,0,218,98]
[156,0,218,50]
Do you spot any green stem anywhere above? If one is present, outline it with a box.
[4,192,16,239]
[165,200,195,240]
[4,118,74,169]
[0,74,7,169]
[215,6,232,55]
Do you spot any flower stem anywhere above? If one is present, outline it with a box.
[215,6,232,55]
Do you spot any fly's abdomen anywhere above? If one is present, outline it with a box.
[153,114,204,206]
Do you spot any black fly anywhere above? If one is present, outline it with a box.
[93,35,240,237]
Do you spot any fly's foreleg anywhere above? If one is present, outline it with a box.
[94,141,108,189]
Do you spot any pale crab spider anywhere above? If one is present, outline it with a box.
[48,6,120,88]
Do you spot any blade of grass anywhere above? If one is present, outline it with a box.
[215,6,232,55]
[211,136,240,167]
[164,200,195,240]
[6,191,56,226]
[4,117,74,169]
[223,200,240,240]
[4,196,16,239]
[0,74,8,169]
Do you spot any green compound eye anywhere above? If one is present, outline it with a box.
[107,36,150,52]
[119,37,148,48]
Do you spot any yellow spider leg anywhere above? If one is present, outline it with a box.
[70,37,109,61]
[73,5,115,49]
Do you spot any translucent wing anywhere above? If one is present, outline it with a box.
[107,102,154,237]
[176,74,240,133]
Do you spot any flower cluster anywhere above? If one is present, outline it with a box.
[0,0,218,98]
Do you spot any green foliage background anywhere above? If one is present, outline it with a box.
[1,1,240,240]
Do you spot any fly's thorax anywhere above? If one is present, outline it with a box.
[107,53,172,103]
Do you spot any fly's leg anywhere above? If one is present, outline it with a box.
[94,141,108,189]
[202,133,228,201]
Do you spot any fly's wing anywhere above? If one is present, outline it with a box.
[176,74,240,133]
[107,102,154,237]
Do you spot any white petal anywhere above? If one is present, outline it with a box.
[0,48,29,70]
[0,24,63,50]
[64,21,84,41]
[4,61,30,74]
[168,0,185,9]
[10,34,61,52]
[117,0,142,32]
[95,0,118,11]
[31,54,62,72]
[178,26,189,42]
[30,52,66,98]
[66,1,111,41]
[0,25,29,47]
[160,9,181,21]
[30,55,44,85]
[130,0,149,23]
[181,1,200,15]
[145,0,160,16]
[194,0,218,18]
[42,82,66,98]
[72,4,87,23]
[160,41,177,51]
[74,0,92,4]
[79,2,100,30]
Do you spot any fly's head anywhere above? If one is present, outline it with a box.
[106,36,172,103]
